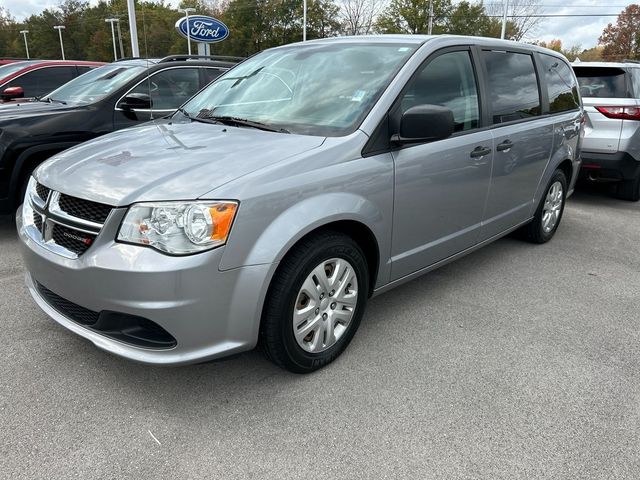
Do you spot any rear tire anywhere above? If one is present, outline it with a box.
[518,169,567,244]
[260,231,369,373]
[615,174,640,202]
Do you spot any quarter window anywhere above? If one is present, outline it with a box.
[129,68,200,111]
[540,54,579,113]
[400,51,479,132]
[484,51,541,124]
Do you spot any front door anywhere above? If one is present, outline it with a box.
[114,67,202,129]
[391,49,492,280]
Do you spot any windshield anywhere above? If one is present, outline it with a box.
[43,64,146,105]
[181,43,418,136]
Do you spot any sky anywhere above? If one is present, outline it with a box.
[2,0,636,50]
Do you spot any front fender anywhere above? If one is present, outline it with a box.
[220,192,389,286]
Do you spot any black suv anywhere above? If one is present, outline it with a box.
[0,55,241,214]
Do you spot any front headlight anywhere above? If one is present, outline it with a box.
[117,201,238,255]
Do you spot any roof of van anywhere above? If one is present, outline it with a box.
[282,34,570,57]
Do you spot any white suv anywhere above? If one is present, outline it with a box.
[573,61,640,201]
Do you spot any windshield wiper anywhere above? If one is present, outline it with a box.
[202,114,290,133]
[47,98,67,105]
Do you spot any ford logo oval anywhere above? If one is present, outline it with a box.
[175,15,229,44]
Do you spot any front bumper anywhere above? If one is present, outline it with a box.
[579,151,640,182]
[18,206,274,365]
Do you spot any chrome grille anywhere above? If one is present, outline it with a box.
[33,211,43,235]
[51,223,96,256]
[24,183,114,259]
[58,194,112,224]
[35,183,50,202]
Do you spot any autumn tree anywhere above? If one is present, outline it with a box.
[599,4,640,61]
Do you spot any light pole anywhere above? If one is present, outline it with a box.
[20,30,30,59]
[54,25,66,60]
[303,0,307,41]
[178,7,196,55]
[115,17,125,58]
[127,0,139,58]
[105,18,119,60]
[500,0,509,39]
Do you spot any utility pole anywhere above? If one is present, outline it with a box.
[54,25,66,60]
[178,7,196,55]
[20,30,30,59]
[501,0,509,39]
[115,17,125,58]
[303,0,307,41]
[105,18,119,61]
[428,0,433,35]
[127,0,139,58]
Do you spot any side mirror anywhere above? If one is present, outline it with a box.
[1,86,25,101]
[118,93,152,111]
[392,105,455,144]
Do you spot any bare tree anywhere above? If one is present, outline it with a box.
[486,0,543,41]
[340,0,383,36]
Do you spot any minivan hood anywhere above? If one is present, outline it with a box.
[36,121,326,206]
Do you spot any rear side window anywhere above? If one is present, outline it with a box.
[574,67,628,98]
[484,51,541,124]
[540,54,580,113]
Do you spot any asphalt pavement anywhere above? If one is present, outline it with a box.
[1,186,639,479]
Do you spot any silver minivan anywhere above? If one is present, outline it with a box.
[573,62,640,201]
[18,36,583,372]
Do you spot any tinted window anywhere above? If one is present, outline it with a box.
[574,67,628,98]
[540,54,580,112]
[76,66,94,75]
[130,68,200,110]
[484,51,541,124]
[400,51,479,132]
[6,66,76,97]
[202,67,227,86]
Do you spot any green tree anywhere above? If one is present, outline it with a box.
[375,0,453,34]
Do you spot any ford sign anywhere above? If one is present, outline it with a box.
[175,15,229,43]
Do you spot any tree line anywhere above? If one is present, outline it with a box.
[0,0,636,62]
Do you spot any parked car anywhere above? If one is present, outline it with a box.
[0,55,240,214]
[18,36,582,373]
[0,60,104,102]
[572,61,640,201]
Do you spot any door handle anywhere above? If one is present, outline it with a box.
[496,140,514,152]
[470,146,492,158]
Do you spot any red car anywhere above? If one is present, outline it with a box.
[0,58,29,66]
[0,60,105,102]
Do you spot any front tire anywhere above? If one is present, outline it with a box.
[518,169,567,243]
[260,231,369,373]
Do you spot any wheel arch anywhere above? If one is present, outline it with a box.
[9,142,78,208]
[221,193,388,297]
